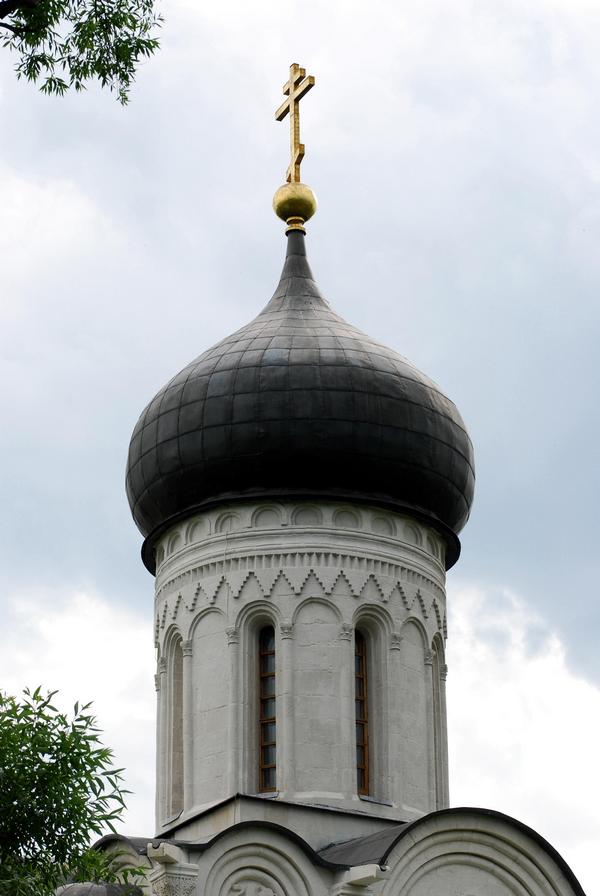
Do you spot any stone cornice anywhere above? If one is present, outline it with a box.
[157,551,444,605]
[155,501,446,586]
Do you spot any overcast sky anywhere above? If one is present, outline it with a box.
[0,1,598,892]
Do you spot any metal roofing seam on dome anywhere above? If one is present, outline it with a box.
[127,438,473,508]
[130,399,471,458]
[136,366,469,437]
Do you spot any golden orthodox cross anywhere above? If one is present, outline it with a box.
[275,63,315,183]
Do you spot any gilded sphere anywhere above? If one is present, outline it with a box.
[273,182,317,223]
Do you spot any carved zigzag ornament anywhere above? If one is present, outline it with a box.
[157,551,444,602]
[155,567,446,636]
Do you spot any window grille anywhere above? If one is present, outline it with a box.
[259,626,276,792]
[355,630,369,795]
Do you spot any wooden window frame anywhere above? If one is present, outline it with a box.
[355,629,370,796]
[258,625,276,792]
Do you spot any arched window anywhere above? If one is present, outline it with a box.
[431,638,446,809]
[259,626,276,792]
[169,637,184,816]
[355,630,369,795]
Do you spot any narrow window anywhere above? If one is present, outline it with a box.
[170,638,184,816]
[259,626,276,792]
[355,630,369,795]
[432,643,444,808]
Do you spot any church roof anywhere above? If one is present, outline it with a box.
[317,822,408,865]
[126,230,475,573]
[317,807,587,894]
[104,807,586,895]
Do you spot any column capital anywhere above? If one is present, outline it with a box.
[440,663,448,681]
[279,620,294,639]
[339,623,353,641]
[389,631,402,650]
[157,656,167,675]
[181,639,193,657]
[424,649,434,666]
[226,626,240,645]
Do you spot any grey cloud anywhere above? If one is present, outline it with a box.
[0,2,598,682]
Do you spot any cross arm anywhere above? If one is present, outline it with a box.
[295,76,315,103]
[274,75,315,121]
[275,98,291,121]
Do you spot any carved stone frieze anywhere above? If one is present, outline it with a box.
[155,568,447,654]
[229,883,278,896]
[431,599,443,631]
[157,549,444,603]
[414,589,428,619]
[223,871,286,896]
[173,593,183,619]
[150,870,197,896]
[157,502,446,568]
[155,557,445,643]
[330,886,375,895]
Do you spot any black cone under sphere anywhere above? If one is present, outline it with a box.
[126,231,475,572]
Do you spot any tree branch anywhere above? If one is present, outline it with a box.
[0,0,39,20]
[0,19,21,33]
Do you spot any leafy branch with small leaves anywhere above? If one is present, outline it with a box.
[0,0,161,102]
[0,687,144,896]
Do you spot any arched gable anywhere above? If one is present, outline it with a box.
[196,821,332,896]
[380,808,586,896]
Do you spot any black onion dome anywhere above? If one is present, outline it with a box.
[126,231,475,572]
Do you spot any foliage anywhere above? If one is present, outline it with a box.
[0,0,161,103]
[0,687,143,896]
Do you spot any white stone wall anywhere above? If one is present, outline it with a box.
[153,501,449,833]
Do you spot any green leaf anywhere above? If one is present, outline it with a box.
[2,0,162,102]
[0,687,136,892]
